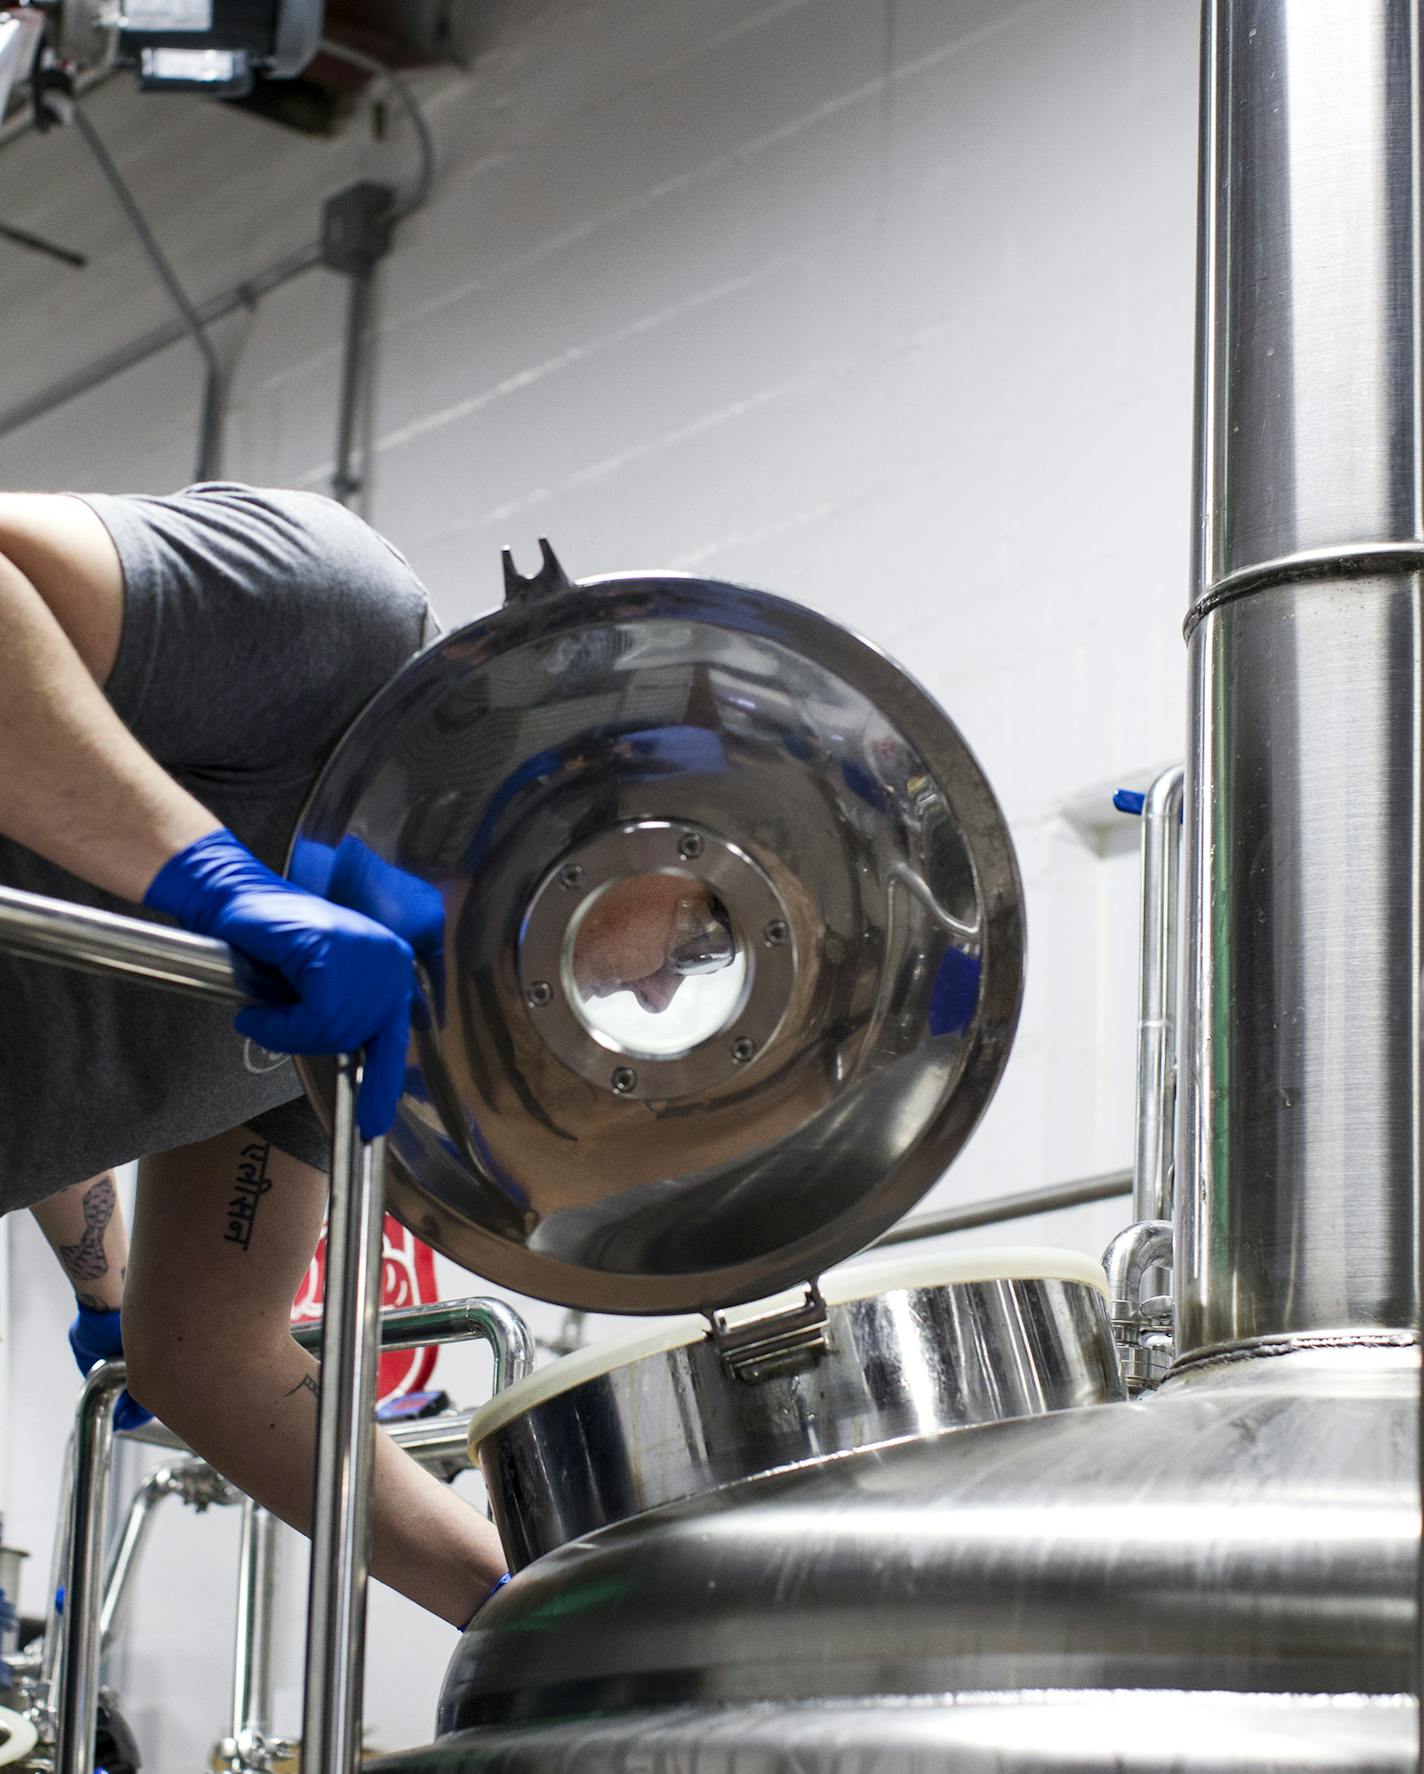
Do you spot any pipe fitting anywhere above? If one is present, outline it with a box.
[1102,1219,1173,1395]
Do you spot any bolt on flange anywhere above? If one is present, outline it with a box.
[611,1066,638,1094]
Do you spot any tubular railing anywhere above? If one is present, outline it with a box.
[0,882,475,1774]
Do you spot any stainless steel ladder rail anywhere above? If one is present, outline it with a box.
[0,882,463,1774]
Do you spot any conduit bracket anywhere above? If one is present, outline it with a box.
[319,179,396,277]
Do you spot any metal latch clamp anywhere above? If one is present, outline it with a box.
[709,1282,831,1385]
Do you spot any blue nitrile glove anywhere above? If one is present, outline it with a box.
[292,835,447,1024]
[68,1304,152,1433]
[144,829,415,1139]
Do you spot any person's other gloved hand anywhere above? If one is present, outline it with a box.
[145,828,415,1138]
[67,1304,152,1432]
[293,834,447,1023]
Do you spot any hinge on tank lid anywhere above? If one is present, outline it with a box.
[709,1283,831,1385]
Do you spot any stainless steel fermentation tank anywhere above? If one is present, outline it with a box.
[351,2,1424,1770]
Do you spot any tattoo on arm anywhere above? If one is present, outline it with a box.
[221,1141,272,1252]
[283,1373,319,1402]
[59,1177,116,1283]
[74,1291,110,1313]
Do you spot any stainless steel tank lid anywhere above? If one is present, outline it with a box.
[465,1247,1109,1453]
[291,544,1025,1316]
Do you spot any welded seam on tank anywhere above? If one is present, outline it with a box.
[1183,545,1424,639]
[1167,1328,1419,1380]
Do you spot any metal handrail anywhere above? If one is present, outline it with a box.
[0,884,251,1000]
[0,883,386,1774]
[871,1169,1131,1249]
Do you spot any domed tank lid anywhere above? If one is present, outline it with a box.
[290,544,1024,1317]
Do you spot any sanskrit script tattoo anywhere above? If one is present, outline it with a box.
[222,1141,273,1252]
[283,1374,319,1402]
[59,1177,116,1284]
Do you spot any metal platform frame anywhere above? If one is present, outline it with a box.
[0,881,535,1774]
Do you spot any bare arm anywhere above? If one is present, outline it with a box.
[31,1172,129,1311]
[126,1128,507,1624]
[0,493,218,903]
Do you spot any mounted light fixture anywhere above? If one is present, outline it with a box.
[33,0,323,92]
[0,10,43,114]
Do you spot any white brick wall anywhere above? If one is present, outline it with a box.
[0,0,1200,1760]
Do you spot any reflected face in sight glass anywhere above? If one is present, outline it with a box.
[568,872,746,1058]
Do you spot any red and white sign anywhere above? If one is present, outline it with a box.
[291,1216,441,1409]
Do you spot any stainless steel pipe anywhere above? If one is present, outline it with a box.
[299,1057,384,1774]
[1132,766,1184,1227]
[292,1296,536,1393]
[0,884,253,1002]
[1179,0,1424,1362]
[399,8,1424,1766]
[228,1501,281,1772]
[871,1169,1131,1248]
[99,1460,234,1657]
[36,1432,75,1725]
[0,887,386,1774]
[0,887,537,1773]
[99,1470,171,1659]
[55,1365,122,1774]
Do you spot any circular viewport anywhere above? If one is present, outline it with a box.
[566,870,748,1059]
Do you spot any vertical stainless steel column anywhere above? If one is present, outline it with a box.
[300,1056,386,1774]
[37,1432,76,1732]
[230,1500,279,1766]
[1132,764,1185,1229]
[55,1365,124,1774]
[1179,0,1424,1363]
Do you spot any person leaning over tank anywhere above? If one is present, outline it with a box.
[0,482,718,1630]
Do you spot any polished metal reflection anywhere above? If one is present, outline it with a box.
[99,1459,234,1657]
[520,821,783,1093]
[1180,0,1424,1361]
[1102,1219,1173,1394]
[1192,0,1424,601]
[1180,582,1421,1357]
[224,1500,282,1774]
[380,6,1424,1770]
[292,569,1024,1315]
[377,1695,1415,1774]
[1131,765,1183,1228]
[478,1276,1121,1570]
[439,1349,1417,1738]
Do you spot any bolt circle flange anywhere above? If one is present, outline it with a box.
[519,820,795,1102]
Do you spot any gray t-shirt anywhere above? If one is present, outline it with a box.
[0,483,435,1211]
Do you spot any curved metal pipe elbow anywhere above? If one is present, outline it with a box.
[1102,1219,1173,1324]
[458,1299,538,1394]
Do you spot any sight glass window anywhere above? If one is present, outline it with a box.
[566,871,746,1059]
